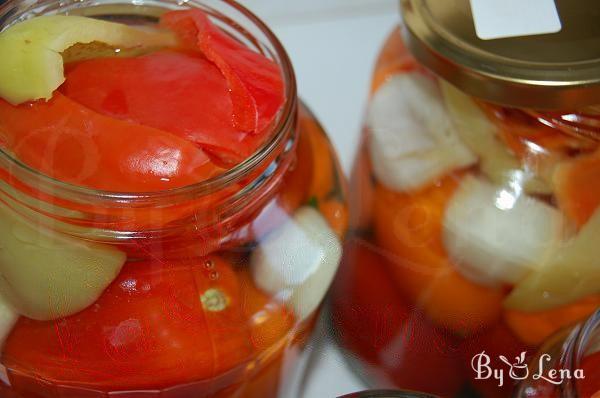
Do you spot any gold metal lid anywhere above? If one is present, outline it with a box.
[400,0,600,110]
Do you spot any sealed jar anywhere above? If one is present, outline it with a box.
[0,0,347,396]
[332,0,600,397]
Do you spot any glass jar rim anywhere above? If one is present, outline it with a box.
[0,0,298,204]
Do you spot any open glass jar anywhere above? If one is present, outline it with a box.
[0,0,347,396]
[332,0,600,397]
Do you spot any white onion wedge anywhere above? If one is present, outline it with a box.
[443,176,566,286]
[505,208,600,312]
[251,207,342,321]
[0,202,126,320]
[367,73,476,192]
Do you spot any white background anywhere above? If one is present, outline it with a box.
[238,1,399,397]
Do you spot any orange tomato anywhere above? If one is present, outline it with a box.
[372,175,505,336]
[238,270,295,353]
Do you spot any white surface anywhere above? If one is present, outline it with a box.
[240,0,398,174]
[469,0,561,40]
[238,1,399,397]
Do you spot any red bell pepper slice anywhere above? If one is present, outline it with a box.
[160,9,284,135]
[63,10,285,165]
[0,93,220,192]
[63,51,256,165]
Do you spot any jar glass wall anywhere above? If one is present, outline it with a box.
[332,25,600,398]
[516,311,600,398]
[0,1,347,396]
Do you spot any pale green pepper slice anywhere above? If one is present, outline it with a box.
[0,201,126,320]
[0,15,177,104]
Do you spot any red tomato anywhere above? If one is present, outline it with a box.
[2,257,254,394]
[0,94,220,192]
[331,238,464,397]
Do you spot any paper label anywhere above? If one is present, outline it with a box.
[469,0,562,40]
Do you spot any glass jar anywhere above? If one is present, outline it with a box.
[0,0,347,396]
[516,310,600,398]
[332,0,600,397]
[340,390,438,398]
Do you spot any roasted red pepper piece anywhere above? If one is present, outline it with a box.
[3,257,254,393]
[0,93,220,192]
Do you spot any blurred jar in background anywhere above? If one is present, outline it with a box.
[332,0,600,396]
